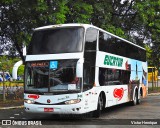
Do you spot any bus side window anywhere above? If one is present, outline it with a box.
[115,40,126,57]
[120,70,131,84]
[99,68,106,86]
[85,28,98,51]
[99,68,131,86]
[99,32,116,54]
[99,32,109,52]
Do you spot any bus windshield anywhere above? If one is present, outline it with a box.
[27,27,84,55]
[25,60,81,93]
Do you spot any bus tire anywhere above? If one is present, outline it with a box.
[132,91,138,106]
[137,90,142,105]
[137,97,141,104]
[92,94,103,118]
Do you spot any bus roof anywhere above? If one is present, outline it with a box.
[34,23,145,50]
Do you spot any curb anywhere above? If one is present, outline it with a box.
[148,93,160,96]
[0,105,24,110]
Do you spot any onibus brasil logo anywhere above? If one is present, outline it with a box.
[104,55,123,67]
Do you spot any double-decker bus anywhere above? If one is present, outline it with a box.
[24,24,148,117]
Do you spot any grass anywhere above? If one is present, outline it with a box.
[0,96,23,107]
[148,86,160,93]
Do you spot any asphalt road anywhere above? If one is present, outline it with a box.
[0,95,160,128]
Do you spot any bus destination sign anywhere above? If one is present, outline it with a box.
[31,62,48,67]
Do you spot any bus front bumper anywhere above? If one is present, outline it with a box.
[24,102,87,114]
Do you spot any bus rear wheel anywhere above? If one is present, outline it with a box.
[131,91,138,106]
[92,94,103,118]
[137,89,142,105]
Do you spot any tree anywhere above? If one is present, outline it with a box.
[134,0,160,67]
[66,0,93,23]
[1,0,160,66]
[0,56,13,101]
[1,0,93,62]
[145,45,153,66]
[84,0,128,38]
[17,65,24,77]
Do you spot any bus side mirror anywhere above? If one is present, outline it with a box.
[76,58,84,77]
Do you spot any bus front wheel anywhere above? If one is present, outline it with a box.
[92,94,103,118]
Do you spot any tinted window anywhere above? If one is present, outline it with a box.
[24,60,81,93]
[99,68,131,86]
[85,28,98,50]
[99,32,146,61]
[99,32,116,54]
[28,27,84,54]
[83,63,95,86]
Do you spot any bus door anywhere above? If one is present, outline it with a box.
[83,27,98,111]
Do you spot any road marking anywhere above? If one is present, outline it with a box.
[10,117,14,119]
[0,105,24,110]
[14,114,20,116]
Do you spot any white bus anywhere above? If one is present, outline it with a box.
[24,24,148,117]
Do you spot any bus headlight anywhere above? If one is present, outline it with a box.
[24,99,35,104]
[65,99,81,104]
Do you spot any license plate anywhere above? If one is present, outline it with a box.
[44,108,54,112]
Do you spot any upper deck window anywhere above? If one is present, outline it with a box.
[99,31,146,62]
[28,27,84,55]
